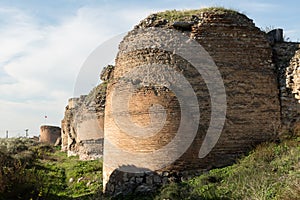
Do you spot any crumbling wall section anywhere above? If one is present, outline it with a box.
[286,49,300,100]
[281,44,300,128]
[61,66,112,160]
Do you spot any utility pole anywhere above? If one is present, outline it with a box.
[25,129,29,137]
[6,130,8,138]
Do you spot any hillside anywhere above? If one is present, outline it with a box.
[0,134,299,200]
[0,138,102,200]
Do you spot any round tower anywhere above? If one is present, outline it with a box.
[103,8,281,195]
[40,125,61,144]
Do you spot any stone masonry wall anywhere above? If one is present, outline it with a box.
[287,49,300,102]
[61,66,112,160]
[273,43,300,129]
[40,125,61,144]
[103,9,281,195]
[56,8,300,196]
[286,49,300,99]
[61,95,85,154]
[61,87,105,160]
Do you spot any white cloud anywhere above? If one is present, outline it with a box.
[0,5,151,137]
[0,7,41,64]
[2,1,297,138]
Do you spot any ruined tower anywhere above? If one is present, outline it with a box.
[40,125,61,144]
[103,8,281,194]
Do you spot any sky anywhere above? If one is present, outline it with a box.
[0,0,299,138]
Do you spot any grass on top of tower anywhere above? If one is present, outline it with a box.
[155,7,240,22]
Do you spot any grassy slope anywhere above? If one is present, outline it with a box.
[0,138,102,200]
[155,136,300,200]
[0,135,299,200]
[102,135,299,200]
[36,149,103,199]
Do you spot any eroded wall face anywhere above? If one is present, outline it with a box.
[103,12,281,194]
[74,106,104,160]
[61,84,106,160]
[190,13,281,163]
[61,107,73,151]
[282,44,300,127]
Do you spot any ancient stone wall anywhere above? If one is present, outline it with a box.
[61,87,105,159]
[272,42,300,129]
[61,95,85,154]
[287,49,300,101]
[40,125,61,144]
[56,7,300,196]
[103,8,282,195]
[61,66,112,160]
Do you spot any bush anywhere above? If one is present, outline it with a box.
[0,137,103,199]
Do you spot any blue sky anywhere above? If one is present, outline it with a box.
[0,0,299,137]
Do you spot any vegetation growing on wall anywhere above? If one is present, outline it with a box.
[155,7,239,22]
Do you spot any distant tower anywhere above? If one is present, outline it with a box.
[40,125,61,144]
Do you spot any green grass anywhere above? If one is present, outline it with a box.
[0,138,103,200]
[153,135,300,200]
[0,134,299,200]
[155,7,240,22]
[36,149,103,199]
